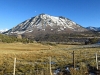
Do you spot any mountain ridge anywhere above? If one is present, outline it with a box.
[86,26,100,32]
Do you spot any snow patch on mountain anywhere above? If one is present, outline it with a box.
[0,29,8,33]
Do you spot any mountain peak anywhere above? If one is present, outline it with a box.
[59,16,66,19]
[39,13,46,15]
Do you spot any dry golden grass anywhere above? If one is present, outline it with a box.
[0,42,75,54]
[0,43,74,62]
[0,42,99,62]
[0,42,100,74]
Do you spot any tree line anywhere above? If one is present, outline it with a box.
[0,33,100,44]
[0,34,33,43]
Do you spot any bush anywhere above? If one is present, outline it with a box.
[89,38,99,44]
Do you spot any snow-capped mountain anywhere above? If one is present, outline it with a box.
[5,14,88,35]
[0,29,8,33]
[86,26,100,31]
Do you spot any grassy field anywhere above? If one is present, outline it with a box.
[0,42,100,75]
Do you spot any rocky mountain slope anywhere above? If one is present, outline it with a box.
[5,13,88,35]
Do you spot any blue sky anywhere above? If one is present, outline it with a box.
[0,0,100,30]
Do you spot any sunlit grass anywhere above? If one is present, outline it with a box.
[0,42,100,74]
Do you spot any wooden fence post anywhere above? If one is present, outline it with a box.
[49,57,52,75]
[13,58,16,75]
[96,53,98,70]
[73,51,75,68]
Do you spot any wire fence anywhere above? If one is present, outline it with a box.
[13,50,100,75]
[1,44,100,75]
